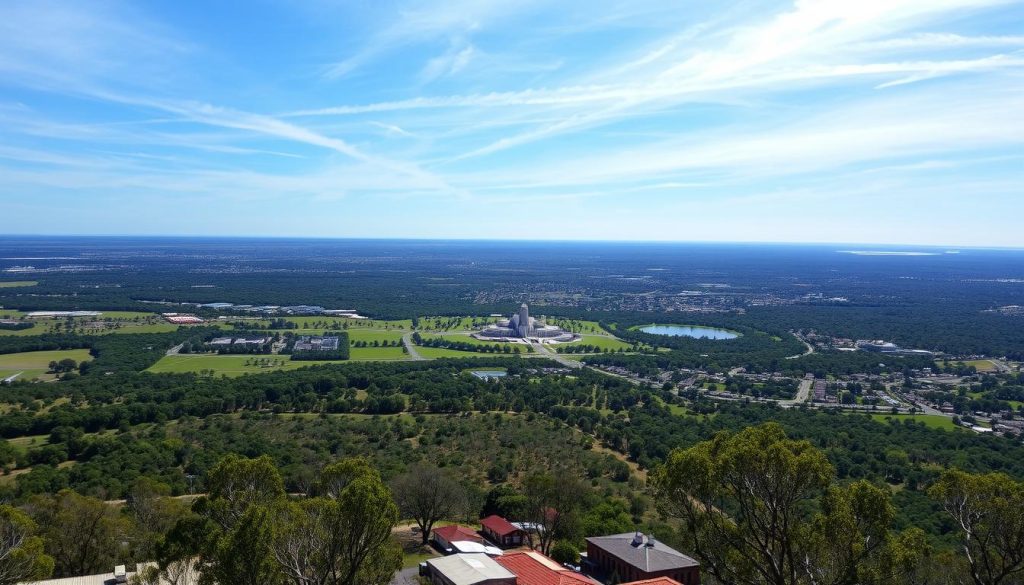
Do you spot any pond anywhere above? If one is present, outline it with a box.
[639,324,739,340]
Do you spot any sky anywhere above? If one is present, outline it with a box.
[0,0,1022,246]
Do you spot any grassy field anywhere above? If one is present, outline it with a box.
[415,346,521,359]
[0,311,189,337]
[146,354,344,377]
[557,334,634,352]
[349,346,410,361]
[0,281,38,288]
[867,413,960,431]
[422,332,523,349]
[0,348,93,381]
[348,329,405,344]
[418,316,499,331]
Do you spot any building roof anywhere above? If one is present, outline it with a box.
[427,554,516,585]
[496,551,599,585]
[480,515,523,536]
[586,533,699,573]
[621,578,685,585]
[435,524,485,544]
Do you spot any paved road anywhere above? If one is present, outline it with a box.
[530,341,583,369]
[785,336,814,360]
[402,333,427,361]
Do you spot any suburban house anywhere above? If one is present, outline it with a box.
[425,553,517,585]
[434,525,487,551]
[585,533,700,585]
[480,515,528,547]
[495,551,600,585]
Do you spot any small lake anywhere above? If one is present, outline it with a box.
[639,325,739,340]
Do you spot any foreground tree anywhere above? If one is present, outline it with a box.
[929,470,1024,585]
[653,423,899,585]
[273,467,401,585]
[163,455,401,585]
[0,505,53,585]
[522,471,583,555]
[390,462,467,545]
[27,490,127,578]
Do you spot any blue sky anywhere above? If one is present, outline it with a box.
[1,0,1022,246]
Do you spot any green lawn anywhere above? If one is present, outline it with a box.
[417,316,500,332]
[867,413,960,431]
[557,334,633,352]
[348,329,405,344]
[146,354,344,377]
[415,346,521,359]
[349,346,410,361]
[0,311,192,337]
[0,281,38,288]
[423,332,522,349]
[0,348,93,381]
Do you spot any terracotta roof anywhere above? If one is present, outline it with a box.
[480,515,523,536]
[496,551,599,585]
[434,525,484,544]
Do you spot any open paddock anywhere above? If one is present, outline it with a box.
[0,348,93,381]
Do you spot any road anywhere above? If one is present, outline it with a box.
[166,343,184,356]
[402,333,427,361]
[530,341,584,369]
[776,377,813,407]
[784,335,815,360]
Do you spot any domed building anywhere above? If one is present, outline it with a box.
[475,303,579,342]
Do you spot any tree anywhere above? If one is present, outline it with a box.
[204,454,285,530]
[390,463,467,545]
[27,490,126,578]
[929,470,1024,585]
[126,477,189,560]
[653,423,897,585]
[0,505,53,585]
[522,471,583,555]
[272,461,401,585]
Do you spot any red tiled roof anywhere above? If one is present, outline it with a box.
[622,578,684,585]
[480,515,522,536]
[496,551,599,585]
[433,525,483,544]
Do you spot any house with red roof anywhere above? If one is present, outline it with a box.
[433,525,486,551]
[480,515,527,547]
[495,551,599,585]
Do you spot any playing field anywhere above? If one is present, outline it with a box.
[0,348,93,381]
[0,281,38,288]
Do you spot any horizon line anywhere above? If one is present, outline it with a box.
[0,233,1022,251]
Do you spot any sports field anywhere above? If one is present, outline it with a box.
[0,349,93,381]
[0,281,38,288]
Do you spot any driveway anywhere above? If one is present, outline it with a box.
[391,567,420,585]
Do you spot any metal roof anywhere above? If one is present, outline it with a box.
[586,533,699,573]
[427,553,516,585]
